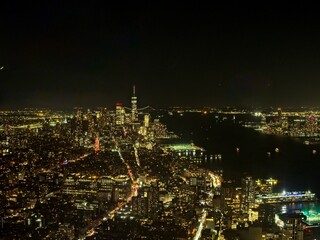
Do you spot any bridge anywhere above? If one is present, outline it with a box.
[124,105,155,111]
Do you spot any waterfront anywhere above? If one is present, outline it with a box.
[281,201,320,224]
[2,107,320,239]
[162,112,320,195]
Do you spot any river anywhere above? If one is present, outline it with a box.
[161,112,320,195]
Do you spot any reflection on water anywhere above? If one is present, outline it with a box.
[162,113,320,195]
[280,202,320,224]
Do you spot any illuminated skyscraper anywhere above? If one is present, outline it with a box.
[241,176,255,214]
[281,216,304,240]
[131,85,138,122]
[115,102,125,125]
[132,195,148,218]
[74,107,83,146]
[144,114,150,128]
[140,114,150,136]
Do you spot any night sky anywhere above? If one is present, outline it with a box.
[1,1,320,109]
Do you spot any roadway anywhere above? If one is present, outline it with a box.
[82,143,139,239]
[193,209,208,240]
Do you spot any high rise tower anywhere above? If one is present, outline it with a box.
[74,107,83,146]
[241,176,255,214]
[131,85,138,122]
[115,102,125,125]
[144,114,150,128]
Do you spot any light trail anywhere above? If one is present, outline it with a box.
[116,145,138,193]
[133,144,141,167]
[0,123,43,131]
[193,209,207,240]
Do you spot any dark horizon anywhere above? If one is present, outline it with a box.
[1,2,320,109]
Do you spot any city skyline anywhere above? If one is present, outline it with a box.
[1,105,320,239]
[1,2,320,109]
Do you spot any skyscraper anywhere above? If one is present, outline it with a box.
[74,107,83,146]
[241,176,255,214]
[131,85,138,122]
[281,215,304,240]
[115,102,125,125]
[144,114,150,128]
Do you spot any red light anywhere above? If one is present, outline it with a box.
[304,228,313,234]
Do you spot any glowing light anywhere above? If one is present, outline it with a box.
[61,160,68,165]
[95,137,99,153]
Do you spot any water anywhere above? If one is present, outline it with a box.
[161,112,320,195]
[281,202,320,224]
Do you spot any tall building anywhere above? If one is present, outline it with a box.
[132,195,148,218]
[131,85,138,122]
[221,181,236,211]
[258,204,276,226]
[74,107,83,145]
[141,185,159,218]
[144,114,150,128]
[115,102,125,125]
[241,176,255,214]
[281,215,304,240]
[221,181,241,229]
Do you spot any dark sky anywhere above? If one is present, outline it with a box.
[1,1,320,109]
